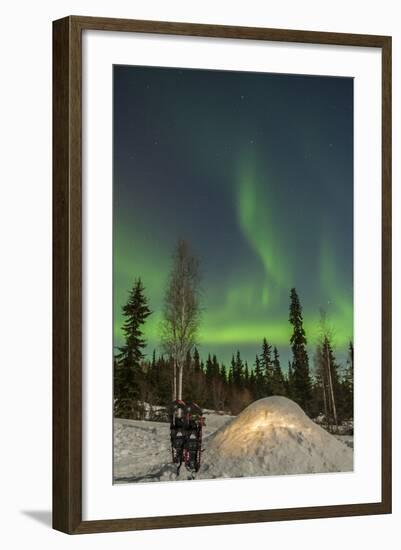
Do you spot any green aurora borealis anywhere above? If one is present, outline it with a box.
[113,66,353,369]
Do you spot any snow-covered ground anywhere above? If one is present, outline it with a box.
[335,435,354,449]
[114,397,353,483]
[113,410,233,483]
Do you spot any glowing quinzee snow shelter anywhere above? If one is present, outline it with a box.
[199,396,353,478]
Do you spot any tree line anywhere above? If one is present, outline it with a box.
[114,240,353,429]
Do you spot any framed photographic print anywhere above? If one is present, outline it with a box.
[53,16,392,534]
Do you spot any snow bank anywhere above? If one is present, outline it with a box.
[199,396,353,478]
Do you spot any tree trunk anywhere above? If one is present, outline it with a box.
[172,360,177,401]
[177,363,183,401]
[326,343,338,432]
[322,375,328,430]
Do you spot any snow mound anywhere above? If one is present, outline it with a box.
[200,396,352,478]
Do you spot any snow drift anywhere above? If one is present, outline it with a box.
[198,396,353,478]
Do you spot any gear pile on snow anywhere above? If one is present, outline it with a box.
[170,400,205,473]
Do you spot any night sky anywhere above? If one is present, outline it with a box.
[113,65,353,370]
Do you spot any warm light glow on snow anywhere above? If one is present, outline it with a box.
[248,412,297,432]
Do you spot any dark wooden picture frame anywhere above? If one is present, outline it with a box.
[53,15,392,534]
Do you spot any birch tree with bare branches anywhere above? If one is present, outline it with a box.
[161,240,201,401]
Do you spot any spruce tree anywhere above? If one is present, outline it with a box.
[321,335,341,428]
[185,350,192,371]
[212,354,220,377]
[205,354,213,384]
[228,357,234,386]
[193,347,201,372]
[260,338,273,395]
[286,361,294,398]
[249,368,256,397]
[289,288,312,412]
[342,341,354,420]
[156,354,173,407]
[220,363,227,385]
[148,349,158,393]
[191,349,205,405]
[312,344,326,420]
[271,347,286,396]
[114,278,151,418]
[244,361,250,388]
[234,350,244,388]
[254,355,264,398]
